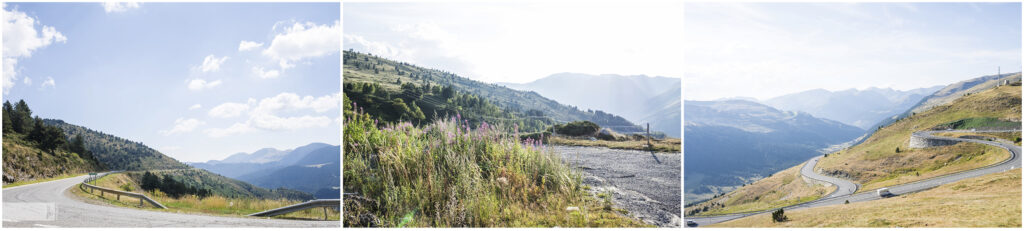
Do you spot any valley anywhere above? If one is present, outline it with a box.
[684,75,1022,227]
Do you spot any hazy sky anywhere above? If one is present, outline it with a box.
[344,1,684,84]
[685,2,1022,101]
[2,3,340,162]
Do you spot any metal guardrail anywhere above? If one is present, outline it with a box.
[80,171,167,209]
[248,199,340,220]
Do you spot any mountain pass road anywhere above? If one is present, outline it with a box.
[684,130,1021,227]
[2,174,338,227]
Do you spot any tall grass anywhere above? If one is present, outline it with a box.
[343,108,644,227]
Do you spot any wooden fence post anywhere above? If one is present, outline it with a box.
[647,123,651,151]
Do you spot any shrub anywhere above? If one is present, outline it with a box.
[553,121,600,136]
[771,208,787,222]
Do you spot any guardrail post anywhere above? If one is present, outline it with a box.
[101,191,104,197]
[323,207,327,220]
[140,198,144,207]
[117,194,120,201]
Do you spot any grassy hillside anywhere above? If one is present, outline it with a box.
[343,108,645,227]
[685,164,834,216]
[3,133,102,185]
[45,119,189,171]
[75,172,335,220]
[343,50,642,134]
[710,168,1021,227]
[934,131,1022,145]
[3,100,103,185]
[816,84,1020,192]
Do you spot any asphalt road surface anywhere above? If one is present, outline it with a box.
[684,130,1022,227]
[2,174,338,227]
[801,155,859,198]
[551,145,681,227]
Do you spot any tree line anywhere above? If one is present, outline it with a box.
[139,171,212,199]
[3,100,93,160]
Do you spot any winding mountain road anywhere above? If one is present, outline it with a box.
[684,130,1022,227]
[2,174,338,227]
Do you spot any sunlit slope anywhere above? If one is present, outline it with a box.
[816,84,1020,192]
[685,164,834,216]
[3,133,102,184]
[711,168,1021,227]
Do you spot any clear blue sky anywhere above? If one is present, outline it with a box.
[2,2,340,162]
[685,2,1022,101]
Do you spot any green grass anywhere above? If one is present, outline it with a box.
[548,136,680,153]
[937,117,1021,130]
[3,172,87,188]
[74,173,337,220]
[343,108,646,227]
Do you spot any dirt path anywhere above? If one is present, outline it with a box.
[551,145,681,227]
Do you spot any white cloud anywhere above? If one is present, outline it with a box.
[188,104,202,110]
[238,41,264,51]
[200,55,228,72]
[263,20,340,70]
[40,77,55,88]
[253,92,340,114]
[102,2,140,13]
[252,66,280,79]
[208,102,249,118]
[204,122,255,138]
[22,76,31,85]
[203,92,340,137]
[187,79,222,90]
[160,118,204,135]
[3,5,67,94]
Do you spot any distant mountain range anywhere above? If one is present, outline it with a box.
[683,100,864,203]
[500,73,681,137]
[189,143,340,199]
[763,86,943,130]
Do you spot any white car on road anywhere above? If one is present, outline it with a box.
[877,188,893,197]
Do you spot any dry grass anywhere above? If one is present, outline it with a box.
[817,85,1021,192]
[934,131,1021,145]
[685,164,834,216]
[4,172,86,188]
[75,173,338,220]
[548,136,680,153]
[710,169,1022,227]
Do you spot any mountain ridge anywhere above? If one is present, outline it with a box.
[763,85,943,130]
[498,72,681,137]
